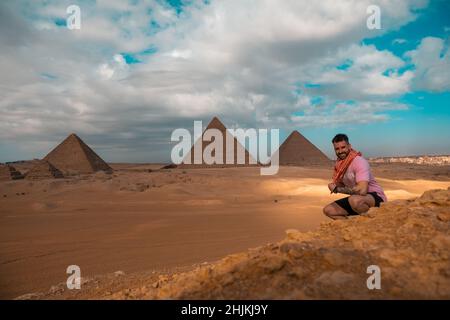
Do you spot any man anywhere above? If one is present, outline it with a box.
[323,134,387,219]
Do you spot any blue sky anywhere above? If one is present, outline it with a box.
[301,0,450,158]
[0,0,449,162]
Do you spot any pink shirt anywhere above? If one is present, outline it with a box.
[341,156,387,202]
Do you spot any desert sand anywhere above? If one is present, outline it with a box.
[0,162,449,299]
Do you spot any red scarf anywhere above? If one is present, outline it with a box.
[332,149,362,184]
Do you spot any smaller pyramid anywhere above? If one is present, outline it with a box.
[25,160,64,180]
[0,164,24,181]
[44,133,112,174]
[179,117,257,168]
[275,131,330,166]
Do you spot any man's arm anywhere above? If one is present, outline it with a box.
[331,157,370,195]
[351,157,370,195]
[351,181,368,195]
[335,181,368,195]
[335,185,355,195]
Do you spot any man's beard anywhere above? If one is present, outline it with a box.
[337,152,348,160]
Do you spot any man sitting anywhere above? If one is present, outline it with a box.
[323,134,387,219]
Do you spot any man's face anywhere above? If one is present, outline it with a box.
[333,141,351,160]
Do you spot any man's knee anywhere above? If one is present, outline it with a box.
[349,195,369,213]
[323,204,335,217]
[323,203,344,218]
[348,196,359,209]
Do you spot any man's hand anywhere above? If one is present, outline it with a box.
[351,181,368,196]
[328,182,337,193]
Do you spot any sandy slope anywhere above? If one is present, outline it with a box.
[0,163,449,299]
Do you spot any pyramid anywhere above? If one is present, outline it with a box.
[25,160,64,180]
[179,117,257,168]
[43,133,112,174]
[274,130,330,166]
[0,164,24,180]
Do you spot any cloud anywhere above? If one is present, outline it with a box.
[0,0,432,161]
[392,38,408,45]
[299,44,413,99]
[97,54,129,80]
[405,36,450,92]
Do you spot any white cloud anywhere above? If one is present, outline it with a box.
[97,54,129,80]
[405,36,450,92]
[393,38,408,45]
[0,0,432,161]
[301,44,413,98]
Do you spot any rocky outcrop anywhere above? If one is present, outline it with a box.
[140,188,450,299]
[0,164,24,180]
[25,160,64,180]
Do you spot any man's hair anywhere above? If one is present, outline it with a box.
[332,133,349,144]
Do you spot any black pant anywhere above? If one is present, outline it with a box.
[334,192,384,215]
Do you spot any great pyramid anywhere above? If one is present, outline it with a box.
[25,160,64,180]
[274,130,330,166]
[0,164,24,180]
[179,117,257,168]
[44,133,112,174]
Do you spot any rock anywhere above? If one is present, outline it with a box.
[14,293,44,300]
[323,251,347,267]
[221,273,234,286]
[378,249,408,267]
[262,257,287,273]
[429,234,450,249]
[417,189,449,205]
[364,211,377,218]
[49,285,64,295]
[285,229,310,241]
[437,212,450,222]
[286,266,305,279]
[342,234,352,241]
[315,271,356,286]
[279,241,311,256]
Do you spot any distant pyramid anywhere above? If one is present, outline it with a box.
[44,133,112,174]
[25,160,64,180]
[0,164,24,180]
[274,131,330,166]
[179,117,257,168]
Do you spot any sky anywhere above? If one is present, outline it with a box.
[0,0,449,163]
